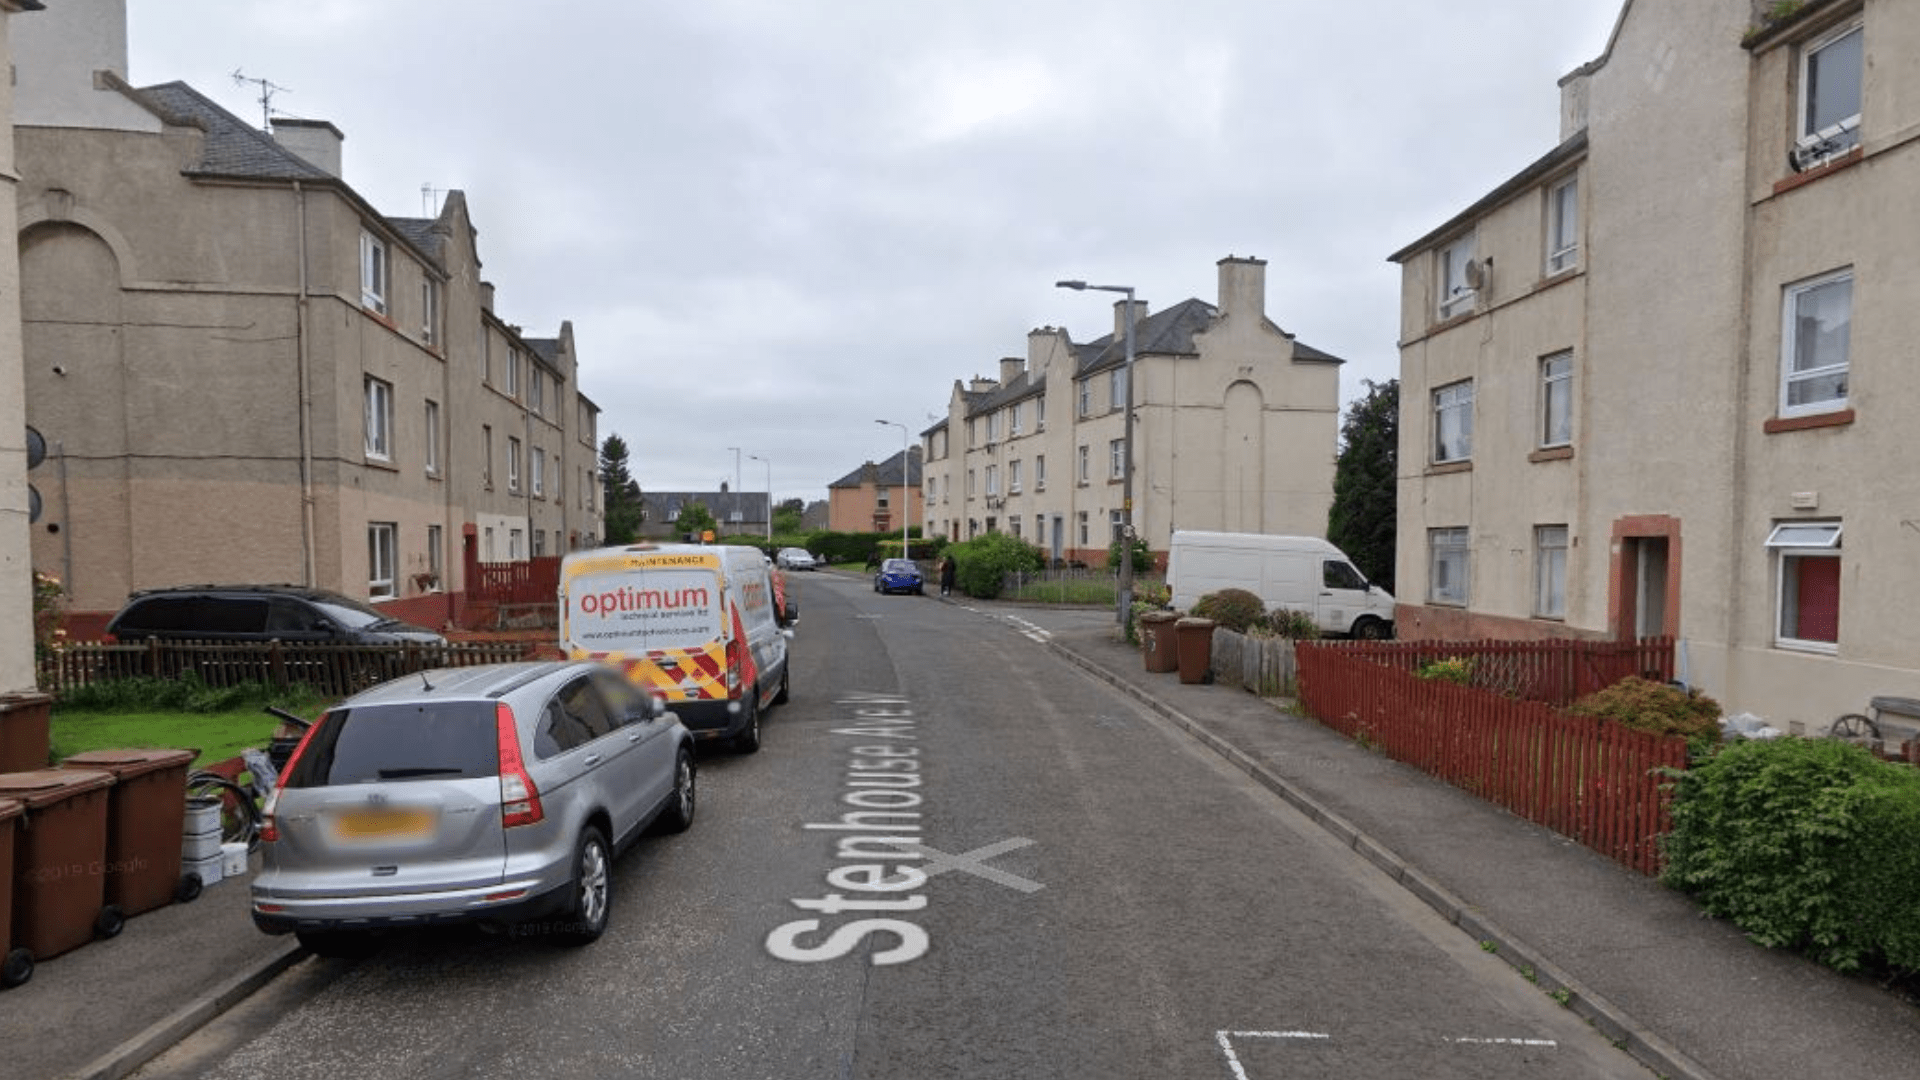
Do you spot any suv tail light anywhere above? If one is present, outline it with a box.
[496,702,544,827]
[259,710,329,844]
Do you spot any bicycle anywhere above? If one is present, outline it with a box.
[184,705,313,852]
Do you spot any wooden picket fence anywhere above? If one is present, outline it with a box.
[39,638,535,699]
[1296,638,1687,876]
[1318,636,1674,707]
[468,556,562,606]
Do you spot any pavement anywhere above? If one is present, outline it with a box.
[6,614,1920,1080]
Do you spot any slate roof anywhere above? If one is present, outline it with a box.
[136,82,335,182]
[829,447,921,489]
[640,490,769,525]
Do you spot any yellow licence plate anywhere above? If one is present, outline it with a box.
[331,807,437,840]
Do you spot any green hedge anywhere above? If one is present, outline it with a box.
[1663,736,1920,974]
[945,533,1043,599]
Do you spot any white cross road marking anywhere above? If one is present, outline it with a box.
[1005,615,1052,642]
[891,837,1045,893]
[1216,1028,1559,1078]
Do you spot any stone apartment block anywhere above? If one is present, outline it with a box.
[1389,0,1920,726]
[2,1,45,696]
[13,1,601,633]
[922,257,1341,567]
[826,449,923,537]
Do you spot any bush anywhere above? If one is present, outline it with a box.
[1415,657,1473,684]
[1261,608,1320,640]
[1107,536,1152,574]
[1664,736,1920,974]
[1190,588,1265,633]
[947,532,1043,599]
[1569,676,1720,748]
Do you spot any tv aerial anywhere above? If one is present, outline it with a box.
[231,68,290,131]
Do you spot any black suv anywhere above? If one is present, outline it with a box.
[107,585,446,645]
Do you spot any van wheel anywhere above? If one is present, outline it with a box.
[554,826,612,946]
[733,694,762,754]
[1352,617,1391,641]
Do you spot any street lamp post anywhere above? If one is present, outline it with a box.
[748,454,772,543]
[1056,279,1137,625]
[874,419,911,560]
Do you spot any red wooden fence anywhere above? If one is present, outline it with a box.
[467,556,561,606]
[1314,636,1674,707]
[1296,640,1687,876]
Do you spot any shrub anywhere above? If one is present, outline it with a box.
[1261,608,1320,640]
[947,532,1043,599]
[1664,736,1920,974]
[1134,580,1171,608]
[1415,657,1473,684]
[1107,536,1152,574]
[1569,676,1720,748]
[1190,588,1265,633]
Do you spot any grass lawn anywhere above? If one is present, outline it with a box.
[49,709,290,769]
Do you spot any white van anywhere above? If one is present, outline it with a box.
[560,543,791,752]
[1165,531,1395,639]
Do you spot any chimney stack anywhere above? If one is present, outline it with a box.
[273,118,345,177]
[1217,255,1267,321]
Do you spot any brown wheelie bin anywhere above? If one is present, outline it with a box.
[1,798,29,988]
[0,769,119,963]
[1139,610,1179,673]
[0,693,52,772]
[1175,617,1216,685]
[59,749,198,916]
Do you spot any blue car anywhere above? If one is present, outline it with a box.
[873,558,924,595]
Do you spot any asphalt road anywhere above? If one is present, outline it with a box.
[134,574,1649,1079]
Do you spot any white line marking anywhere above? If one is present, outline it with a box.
[1215,1030,1329,1080]
[1444,1036,1559,1047]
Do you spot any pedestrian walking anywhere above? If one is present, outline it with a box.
[939,555,957,597]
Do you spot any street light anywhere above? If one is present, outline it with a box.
[875,419,911,560]
[1056,279,1137,625]
[748,454,772,543]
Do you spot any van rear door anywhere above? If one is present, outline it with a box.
[562,559,729,704]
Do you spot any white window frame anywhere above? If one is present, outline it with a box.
[1009,459,1022,494]
[1438,236,1476,320]
[1109,368,1127,412]
[368,523,397,599]
[1798,21,1863,161]
[1078,511,1089,545]
[1533,525,1568,619]
[1109,510,1123,544]
[1077,445,1089,485]
[1767,522,1842,653]
[424,399,441,475]
[531,368,545,417]
[481,425,493,486]
[1010,402,1024,436]
[1433,380,1474,464]
[1035,454,1046,491]
[1780,269,1852,418]
[506,347,520,397]
[426,524,443,588]
[532,446,545,497]
[508,436,522,492]
[1428,528,1470,607]
[1036,397,1046,431]
[1540,352,1573,448]
[359,231,389,314]
[421,278,439,345]
[1078,381,1091,418]
[985,464,999,497]
[1546,175,1579,275]
[364,376,393,461]
[1109,439,1124,480]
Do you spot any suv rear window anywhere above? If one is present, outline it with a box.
[284,702,499,787]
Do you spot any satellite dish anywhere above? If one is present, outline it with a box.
[1463,257,1490,291]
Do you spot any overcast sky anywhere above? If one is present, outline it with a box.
[124,0,1621,505]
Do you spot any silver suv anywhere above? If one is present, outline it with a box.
[250,660,694,956]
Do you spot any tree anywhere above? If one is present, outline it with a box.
[675,500,717,539]
[1327,378,1397,594]
[772,498,805,536]
[599,434,644,544]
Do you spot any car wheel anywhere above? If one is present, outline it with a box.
[297,930,377,959]
[656,748,696,834]
[733,692,762,754]
[554,826,612,946]
[1352,617,1390,641]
